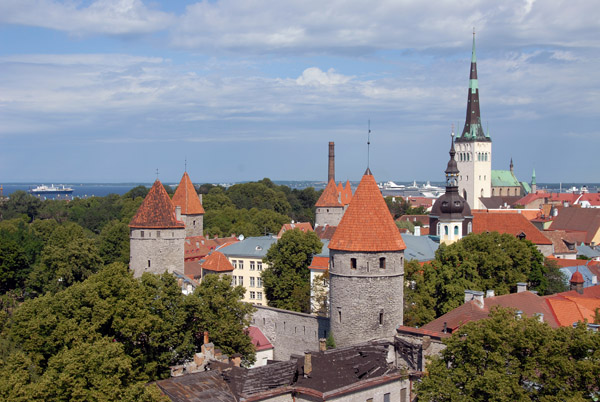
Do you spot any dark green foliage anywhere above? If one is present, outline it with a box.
[0,190,42,222]
[226,181,291,214]
[262,229,323,313]
[326,331,336,349]
[122,185,150,200]
[543,259,569,295]
[98,220,129,265]
[186,275,256,364]
[404,232,549,327]
[385,196,426,220]
[417,307,600,401]
[0,220,43,295]
[204,207,290,238]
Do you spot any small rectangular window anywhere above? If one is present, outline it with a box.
[250,277,255,287]
[232,260,237,269]
[257,277,262,288]
[257,292,262,300]
[257,262,263,271]
[157,231,160,237]
[250,261,255,271]
[379,311,384,326]
[250,291,255,300]
[238,260,244,270]
[351,258,357,269]
[238,277,243,286]
[379,257,386,269]
[384,393,390,402]
[140,230,144,238]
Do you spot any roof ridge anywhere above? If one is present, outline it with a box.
[172,172,205,215]
[130,180,184,229]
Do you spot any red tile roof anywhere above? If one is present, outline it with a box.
[542,230,578,255]
[172,172,205,215]
[342,180,352,205]
[329,171,406,252]
[472,211,552,245]
[308,256,329,271]
[422,291,560,332]
[247,326,274,351]
[201,251,234,272]
[549,207,600,244]
[315,225,337,240]
[315,179,342,207]
[129,180,185,229]
[277,222,313,238]
[396,325,450,339]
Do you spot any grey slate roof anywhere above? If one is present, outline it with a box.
[559,265,597,288]
[577,243,600,259]
[155,370,235,402]
[315,240,330,257]
[219,235,278,258]
[401,233,439,262]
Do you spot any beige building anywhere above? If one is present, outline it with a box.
[219,235,277,306]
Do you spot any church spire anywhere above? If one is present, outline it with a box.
[445,130,459,187]
[457,29,489,143]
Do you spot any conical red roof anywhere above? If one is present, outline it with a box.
[570,270,584,284]
[315,179,342,207]
[129,180,184,229]
[172,172,205,215]
[329,171,405,252]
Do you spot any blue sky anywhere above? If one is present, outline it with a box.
[0,0,598,184]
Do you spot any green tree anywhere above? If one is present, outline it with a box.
[203,187,235,210]
[417,307,600,401]
[404,232,548,326]
[185,275,256,364]
[262,229,323,312]
[226,181,291,214]
[543,259,569,295]
[98,220,129,265]
[395,219,415,234]
[122,185,149,200]
[0,190,42,222]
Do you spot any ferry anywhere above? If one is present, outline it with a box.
[29,184,74,195]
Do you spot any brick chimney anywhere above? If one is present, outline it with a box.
[304,352,312,376]
[319,338,327,352]
[328,142,335,183]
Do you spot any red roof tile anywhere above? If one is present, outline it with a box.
[172,172,205,215]
[329,171,406,252]
[247,326,274,351]
[277,222,313,238]
[201,251,234,272]
[129,180,184,229]
[315,225,337,240]
[542,230,578,255]
[308,256,329,271]
[342,180,352,205]
[472,211,552,245]
[315,179,342,207]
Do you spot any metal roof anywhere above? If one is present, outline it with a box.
[219,235,278,258]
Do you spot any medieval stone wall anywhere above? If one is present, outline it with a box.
[329,250,404,348]
[129,228,185,277]
[315,206,344,227]
[251,305,330,361]
[181,214,203,237]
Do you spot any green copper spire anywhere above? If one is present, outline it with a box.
[532,169,536,185]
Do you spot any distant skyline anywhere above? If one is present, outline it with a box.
[1,1,599,184]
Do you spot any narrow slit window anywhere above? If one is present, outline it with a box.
[351,258,357,269]
[379,257,386,269]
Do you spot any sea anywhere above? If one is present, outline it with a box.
[1,181,598,200]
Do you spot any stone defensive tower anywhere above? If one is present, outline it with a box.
[328,169,406,348]
[455,31,492,210]
[315,142,351,227]
[172,172,205,237]
[129,180,185,278]
[430,132,473,244]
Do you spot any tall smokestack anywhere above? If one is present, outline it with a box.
[328,142,335,183]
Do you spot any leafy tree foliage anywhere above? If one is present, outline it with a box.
[226,181,292,215]
[404,232,549,327]
[98,220,129,265]
[385,196,426,220]
[204,207,290,238]
[262,229,323,313]
[543,258,569,295]
[417,307,600,401]
[186,274,256,364]
[0,219,43,295]
[0,190,42,222]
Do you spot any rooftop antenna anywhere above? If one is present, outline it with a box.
[367,119,371,168]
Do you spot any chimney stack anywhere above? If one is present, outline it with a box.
[304,352,312,376]
[203,331,209,345]
[517,282,527,293]
[319,338,327,352]
[328,142,335,183]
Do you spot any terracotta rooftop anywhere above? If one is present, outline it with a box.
[315,225,337,240]
[201,251,234,273]
[422,291,560,332]
[542,230,578,255]
[342,180,352,205]
[544,294,599,327]
[247,326,274,352]
[129,180,184,229]
[315,179,343,207]
[472,210,552,245]
[329,170,406,252]
[277,222,313,238]
[172,172,205,215]
[308,256,329,271]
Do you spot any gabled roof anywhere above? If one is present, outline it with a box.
[479,196,522,209]
[315,225,337,240]
[342,180,352,205]
[329,171,406,252]
[172,172,205,215]
[247,326,274,352]
[315,179,342,207]
[129,180,184,229]
[542,230,577,255]
[201,251,234,273]
[277,222,313,238]
[308,256,329,271]
[472,211,552,245]
[549,207,600,244]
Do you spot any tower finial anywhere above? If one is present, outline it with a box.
[184,157,187,173]
[367,119,371,169]
[156,168,159,180]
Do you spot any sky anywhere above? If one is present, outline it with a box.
[0,0,599,184]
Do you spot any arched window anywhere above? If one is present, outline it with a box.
[444,226,449,236]
[454,226,459,235]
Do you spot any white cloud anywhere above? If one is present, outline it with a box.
[0,0,174,35]
[296,67,352,87]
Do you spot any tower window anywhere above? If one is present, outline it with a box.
[157,231,160,237]
[147,260,151,268]
[454,226,459,235]
[379,257,386,269]
[140,230,144,238]
[350,258,357,269]
[444,226,449,236]
[379,311,384,326]
[338,310,342,323]
[330,257,334,268]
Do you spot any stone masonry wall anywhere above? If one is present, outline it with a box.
[251,305,330,361]
[130,228,185,278]
[181,214,203,237]
[329,250,404,348]
[315,206,344,227]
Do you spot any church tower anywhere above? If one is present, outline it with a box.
[172,172,205,237]
[328,169,406,348]
[430,132,473,244]
[455,31,491,210]
[129,180,185,278]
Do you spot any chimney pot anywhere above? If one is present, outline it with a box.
[203,331,209,345]
[517,282,527,293]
